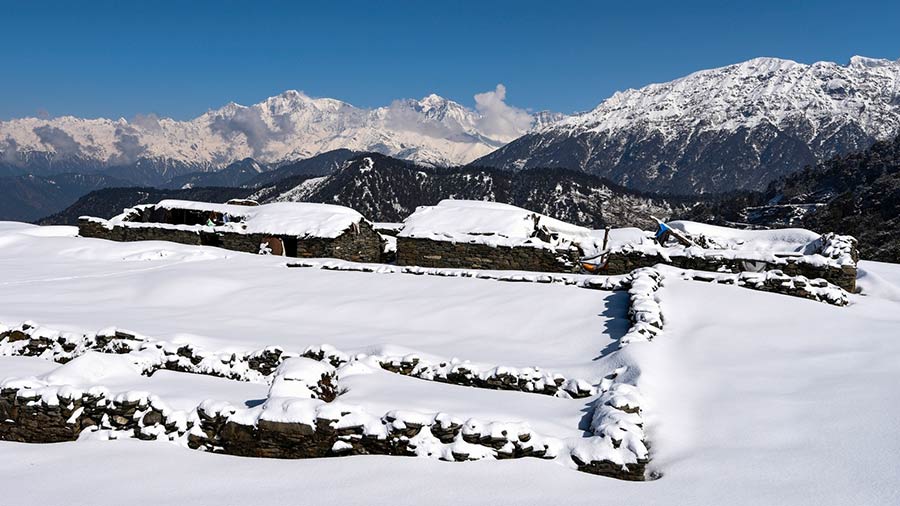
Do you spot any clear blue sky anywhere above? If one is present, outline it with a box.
[2,0,898,120]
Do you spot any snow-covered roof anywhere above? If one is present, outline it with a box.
[609,220,857,268]
[398,200,598,250]
[107,199,367,239]
[668,221,822,252]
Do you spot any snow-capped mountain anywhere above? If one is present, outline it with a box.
[475,56,900,194]
[0,89,563,179]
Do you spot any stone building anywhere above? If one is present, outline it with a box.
[599,222,859,291]
[395,200,599,272]
[78,199,383,263]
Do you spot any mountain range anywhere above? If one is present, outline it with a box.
[475,56,900,194]
[0,87,563,180]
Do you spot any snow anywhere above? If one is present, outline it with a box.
[102,199,367,239]
[857,260,900,301]
[399,199,600,251]
[1,354,269,413]
[337,362,583,439]
[667,221,821,252]
[268,358,334,399]
[39,352,144,386]
[0,222,625,380]
[1,220,900,505]
[607,220,857,269]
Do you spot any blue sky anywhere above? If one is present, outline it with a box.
[2,0,898,120]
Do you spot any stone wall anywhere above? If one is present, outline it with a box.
[78,219,383,263]
[320,221,383,263]
[605,250,857,292]
[396,237,581,273]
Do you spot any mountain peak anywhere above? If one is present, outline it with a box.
[849,55,897,68]
[475,54,900,194]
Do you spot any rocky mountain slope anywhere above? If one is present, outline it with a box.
[243,149,361,188]
[475,56,900,194]
[0,89,563,180]
[678,134,900,262]
[250,153,685,228]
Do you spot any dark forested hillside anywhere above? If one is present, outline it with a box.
[38,186,252,225]
[252,153,688,228]
[678,135,900,262]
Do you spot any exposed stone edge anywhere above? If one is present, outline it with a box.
[0,323,597,399]
[0,368,640,481]
[676,268,850,306]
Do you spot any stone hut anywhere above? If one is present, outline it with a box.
[601,221,859,291]
[78,199,383,263]
[395,200,598,272]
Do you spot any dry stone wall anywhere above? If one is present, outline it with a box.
[605,250,857,292]
[396,237,581,273]
[78,218,383,263]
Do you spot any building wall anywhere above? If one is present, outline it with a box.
[78,219,383,263]
[605,251,857,292]
[396,237,580,273]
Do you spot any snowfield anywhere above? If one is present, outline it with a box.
[1,221,899,505]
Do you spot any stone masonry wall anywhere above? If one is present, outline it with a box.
[321,221,383,263]
[396,237,581,273]
[605,251,857,292]
[78,219,383,263]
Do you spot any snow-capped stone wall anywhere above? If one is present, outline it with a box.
[396,236,582,273]
[78,216,384,263]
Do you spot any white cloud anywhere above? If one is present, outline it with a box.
[474,84,533,141]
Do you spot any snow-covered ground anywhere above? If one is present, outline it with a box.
[0,223,622,378]
[1,221,899,505]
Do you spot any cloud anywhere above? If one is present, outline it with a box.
[384,99,469,140]
[131,113,163,134]
[1,136,19,163]
[112,125,148,164]
[210,107,275,157]
[473,84,533,141]
[33,125,81,157]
